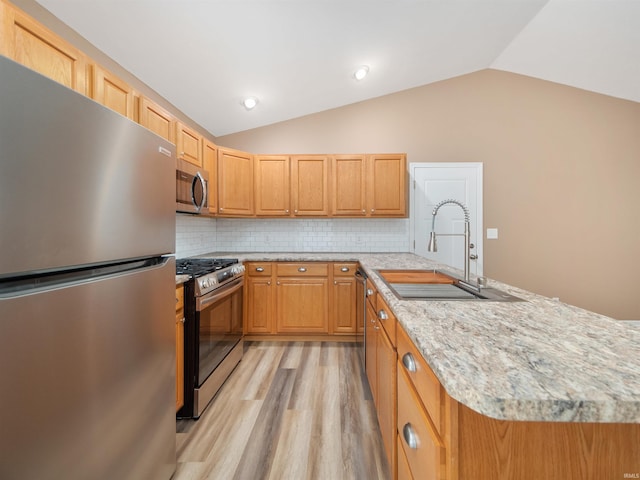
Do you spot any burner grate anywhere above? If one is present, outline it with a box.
[176,258,238,277]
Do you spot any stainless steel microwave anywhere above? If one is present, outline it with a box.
[176,159,208,214]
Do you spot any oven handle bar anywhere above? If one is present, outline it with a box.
[196,277,244,311]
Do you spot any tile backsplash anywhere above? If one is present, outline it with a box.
[176,214,410,257]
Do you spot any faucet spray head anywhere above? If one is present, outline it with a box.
[427,231,437,252]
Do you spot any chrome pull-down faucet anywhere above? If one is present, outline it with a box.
[427,199,475,283]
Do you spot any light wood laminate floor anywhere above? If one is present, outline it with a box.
[175,341,391,480]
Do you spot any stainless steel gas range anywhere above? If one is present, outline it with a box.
[176,258,245,419]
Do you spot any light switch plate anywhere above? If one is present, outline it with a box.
[486,228,499,239]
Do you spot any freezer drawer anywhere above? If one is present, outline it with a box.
[0,257,176,480]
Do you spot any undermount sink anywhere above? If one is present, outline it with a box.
[375,269,524,302]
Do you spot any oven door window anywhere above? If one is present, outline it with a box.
[197,284,243,385]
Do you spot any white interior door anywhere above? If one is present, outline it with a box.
[410,163,483,276]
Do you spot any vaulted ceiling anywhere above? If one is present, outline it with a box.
[35,0,640,137]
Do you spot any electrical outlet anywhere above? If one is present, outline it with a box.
[486,228,499,239]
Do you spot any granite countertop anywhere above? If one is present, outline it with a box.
[196,251,640,423]
[175,274,190,285]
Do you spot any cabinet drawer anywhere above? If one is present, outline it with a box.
[333,262,357,276]
[366,278,377,310]
[376,296,396,347]
[397,325,442,437]
[397,366,444,480]
[276,262,328,277]
[246,263,273,276]
[397,434,414,480]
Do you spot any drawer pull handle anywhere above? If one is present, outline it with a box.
[256,267,264,272]
[402,353,417,373]
[366,288,374,296]
[340,266,349,272]
[298,267,307,272]
[377,309,388,320]
[403,423,418,449]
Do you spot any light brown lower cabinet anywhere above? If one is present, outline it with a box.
[276,276,329,333]
[245,263,275,334]
[175,284,184,412]
[245,262,358,335]
[365,292,398,477]
[331,263,357,334]
[394,321,640,480]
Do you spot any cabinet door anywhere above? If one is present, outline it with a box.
[218,148,254,216]
[175,285,184,412]
[367,154,407,216]
[176,122,203,167]
[203,140,218,215]
[2,4,87,94]
[365,299,378,405]
[245,276,274,334]
[91,65,135,119]
[332,155,366,216]
[276,278,328,333]
[332,275,356,334]
[378,327,398,476]
[137,96,175,143]
[290,155,329,216]
[255,155,290,216]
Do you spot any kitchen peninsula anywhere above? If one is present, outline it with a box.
[200,251,640,479]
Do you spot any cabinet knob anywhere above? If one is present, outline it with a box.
[403,423,418,449]
[298,267,307,272]
[362,209,365,213]
[180,317,186,324]
[267,281,271,286]
[366,288,374,296]
[256,267,264,272]
[377,309,388,320]
[277,281,281,285]
[334,280,337,285]
[340,267,349,272]
[402,353,417,373]
[371,209,375,213]
[294,209,298,214]
[285,209,289,213]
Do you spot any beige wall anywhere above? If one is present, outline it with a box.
[218,70,640,320]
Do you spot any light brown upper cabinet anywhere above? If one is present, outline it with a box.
[290,155,330,216]
[1,3,87,94]
[203,140,218,215]
[218,147,254,216]
[255,155,291,216]
[332,155,367,216]
[176,122,203,167]
[90,65,135,119]
[367,154,407,216]
[137,96,175,143]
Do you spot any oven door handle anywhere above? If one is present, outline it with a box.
[196,277,244,311]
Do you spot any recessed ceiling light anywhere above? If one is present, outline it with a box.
[353,65,369,81]
[242,97,258,110]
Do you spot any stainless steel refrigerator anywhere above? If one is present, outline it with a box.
[0,56,177,479]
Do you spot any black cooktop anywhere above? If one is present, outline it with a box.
[176,258,238,277]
